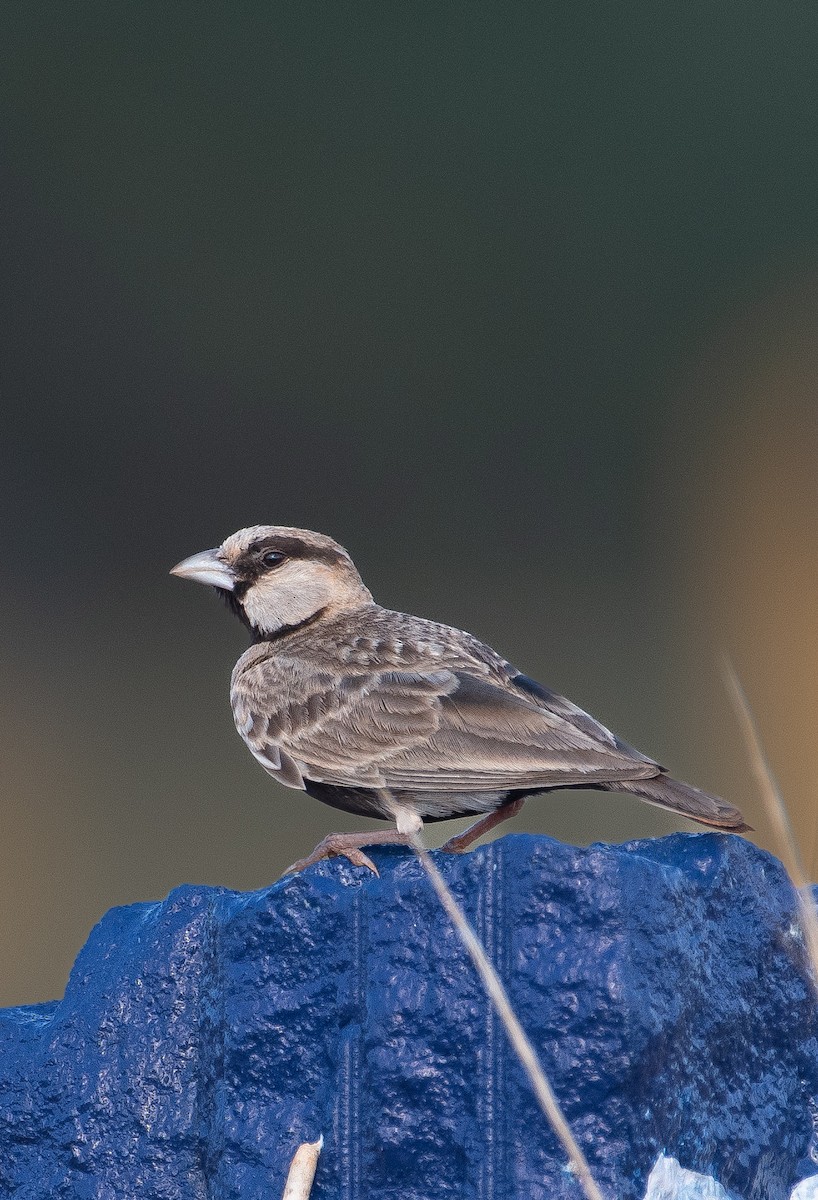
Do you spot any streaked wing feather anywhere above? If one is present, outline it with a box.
[511,672,658,765]
[379,672,657,790]
[232,659,658,793]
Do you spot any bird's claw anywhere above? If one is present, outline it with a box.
[439,835,469,854]
[283,835,380,877]
[340,848,380,875]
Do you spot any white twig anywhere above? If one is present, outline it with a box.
[722,658,818,998]
[410,833,606,1200]
[281,1135,323,1200]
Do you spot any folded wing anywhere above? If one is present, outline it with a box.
[232,662,660,792]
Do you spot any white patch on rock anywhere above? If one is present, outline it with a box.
[644,1156,818,1200]
[791,1177,818,1200]
[643,1156,730,1199]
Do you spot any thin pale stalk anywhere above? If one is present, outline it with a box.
[722,658,818,997]
[281,1135,323,1200]
[410,833,606,1200]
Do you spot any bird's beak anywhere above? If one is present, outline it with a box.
[170,548,236,591]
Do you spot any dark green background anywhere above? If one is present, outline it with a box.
[2,3,817,1003]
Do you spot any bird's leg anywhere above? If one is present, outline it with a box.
[283,795,424,876]
[283,830,415,877]
[440,797,526,854]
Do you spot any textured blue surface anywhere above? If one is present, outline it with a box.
[0,834,816,1199]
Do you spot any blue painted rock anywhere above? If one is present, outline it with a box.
[0,833,816,1199]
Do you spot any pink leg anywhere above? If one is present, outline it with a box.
[283,830,414,877]
[440,797,526,854]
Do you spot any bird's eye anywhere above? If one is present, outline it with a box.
[261,550,286,568]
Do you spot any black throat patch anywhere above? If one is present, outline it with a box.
[216,584,329,645]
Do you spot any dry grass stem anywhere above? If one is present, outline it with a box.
[722,658,818,997]
[281,1135,323,1200]
[410,834,606,1200]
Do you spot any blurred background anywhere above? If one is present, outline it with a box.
[1,3,817,1004]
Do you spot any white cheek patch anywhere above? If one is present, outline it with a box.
[242,563,333,635]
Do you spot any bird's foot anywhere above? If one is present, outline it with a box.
[283,830,414,877]
[440,797,526,854]
[439,831,473,854]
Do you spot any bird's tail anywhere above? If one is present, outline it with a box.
[601,774,752,832]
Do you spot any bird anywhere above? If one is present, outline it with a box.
[170,525,749,874]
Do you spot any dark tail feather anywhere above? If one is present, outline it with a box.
[601,774,752,833]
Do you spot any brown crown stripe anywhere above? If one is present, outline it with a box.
[237,535,349,573]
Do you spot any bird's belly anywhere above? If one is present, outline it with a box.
[409,790,511,822]
[303,780,512,824]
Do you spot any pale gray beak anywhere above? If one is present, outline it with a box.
[170,548,236,591]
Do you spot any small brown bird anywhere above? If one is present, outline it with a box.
[171,525,749,873]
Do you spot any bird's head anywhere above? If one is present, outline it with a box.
[170,525,372,637]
